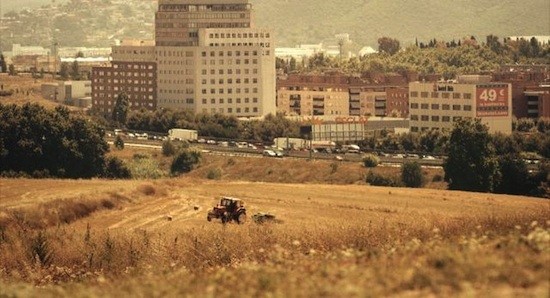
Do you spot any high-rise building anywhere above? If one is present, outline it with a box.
[92,0,275,118]
[154,0,275,117]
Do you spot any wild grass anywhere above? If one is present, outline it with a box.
[0,207,548,296]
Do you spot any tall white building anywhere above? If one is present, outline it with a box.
[154,0,275,117]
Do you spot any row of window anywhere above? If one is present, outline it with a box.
[410,103,472,111]
[158,60,194,66]
[203,107,258,114]
[202,50,258,57]
[93,86,155,93]
[200,68,258,75]
[202,78,257,84]
[158,69,193,75]
[201,87,258,95]
[159,79,194,84]
[158,98,194,104]
[112,64,154,70]
[201,97,258,104]
[93,79,155,85]
[410,91,473,100]
[93,96,154,102]
[159,89,194,94]
[202,58,258,65]
[208,32,269,39]
[410,115,472,122]
[94,71,154,78]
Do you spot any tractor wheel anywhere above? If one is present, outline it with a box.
[221,213,228,224]
[207,215,211,222]
[237,212,247,224]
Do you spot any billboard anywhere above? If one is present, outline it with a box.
[476,85,509,117]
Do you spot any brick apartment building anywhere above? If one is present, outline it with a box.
[276,72,436,118]
[492,64,550,118]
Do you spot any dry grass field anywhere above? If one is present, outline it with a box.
[0,176,548,297]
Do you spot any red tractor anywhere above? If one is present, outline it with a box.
[207,197,247,224]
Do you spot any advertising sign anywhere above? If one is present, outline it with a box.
[476,86,509,117]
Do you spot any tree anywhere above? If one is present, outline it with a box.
[0,54,7,73]
[401,161,425,188]
[104,156,131,179]
[71,60,80,80]
[0,103,109,178]
[170,150,201,175]
[362,154,379,168]
[444,119,500,192]
[162,139,176,156]
[377,37,401,55]
[59,62,69,80]
[495,154,530,195]
[112,93,130,125]
[8,64,16,76]
[114,135,124,150]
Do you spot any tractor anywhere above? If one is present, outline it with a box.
[207,197,247,224]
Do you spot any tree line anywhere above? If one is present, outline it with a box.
[0,103,127,179]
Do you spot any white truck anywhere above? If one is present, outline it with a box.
[168,129,198,142]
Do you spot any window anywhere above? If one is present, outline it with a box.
[410,91,418,97]
[410,103,419,109]
[442,93,450,99]
[453,93,461,99]
[228,108,233,113]
[219,98,224,104]
[431,92,439,98]
[420,92,429,98]
[421,103,429,109]
[421,115,429,121]
[211,98,215,104]
[452,105,461,111]
[442,104,450,110]
[463,93,472,99]
[431,116,440,122]
[202,98,207,104]
[431,104,439,110]
[410,115,419,120]
[442,116,450,122]
[464,105,472,111]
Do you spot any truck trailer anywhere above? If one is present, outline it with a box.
[168,129,198,142]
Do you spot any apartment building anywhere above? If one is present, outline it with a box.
[492,64,550,118]
[92,0,275,118]
[91,40,157,116]
[155,0,275,117]
[277,73,413,118]
[409,75,512,134]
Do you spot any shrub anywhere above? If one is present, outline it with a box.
[401,161,425,188]
[366,171,401,187]
[432,174,443,182]
[362,154,379,168]
[171,150,201,175]
[329,162,338,174]
[129,157,164,179]
[104,157,132,179]
[114,136,124,150]
[162,139,176,156]
[206,168,222,180]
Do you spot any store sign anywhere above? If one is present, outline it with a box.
[476,86,509,117]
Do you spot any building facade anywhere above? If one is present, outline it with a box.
[91,40,157,116]
[92,0,275,118]
[409,76,512,134]
[277,73,415,118]
[155,0,275,117]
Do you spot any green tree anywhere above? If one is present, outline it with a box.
[114,135,124,150]
[0,54,7,73]
[495,154,530,195]
[170,150,201,176]
[444,119,500,192]
[59,62,69,80]
[112,93,129,125]
[162,139,176,156]
[362,154,379,168]
[8,64,16,76]
[401,161,425,188]
[377,37,401,55]
[70,60,80,80]
[104,156,132,179]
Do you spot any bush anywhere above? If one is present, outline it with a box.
[114,136,124,150]
[162,139,176,156]
[366,171,401,187]
[432,174,443,182]
[206,168,222,180]
[401,161,425,188]
[362,154,379,168]
[104,157,132,179]
[171,150,201,175]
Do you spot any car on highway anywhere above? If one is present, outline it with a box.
[263,149,277,157]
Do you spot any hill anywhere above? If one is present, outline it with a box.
[2,0,549,48]
[0,177,548,296]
